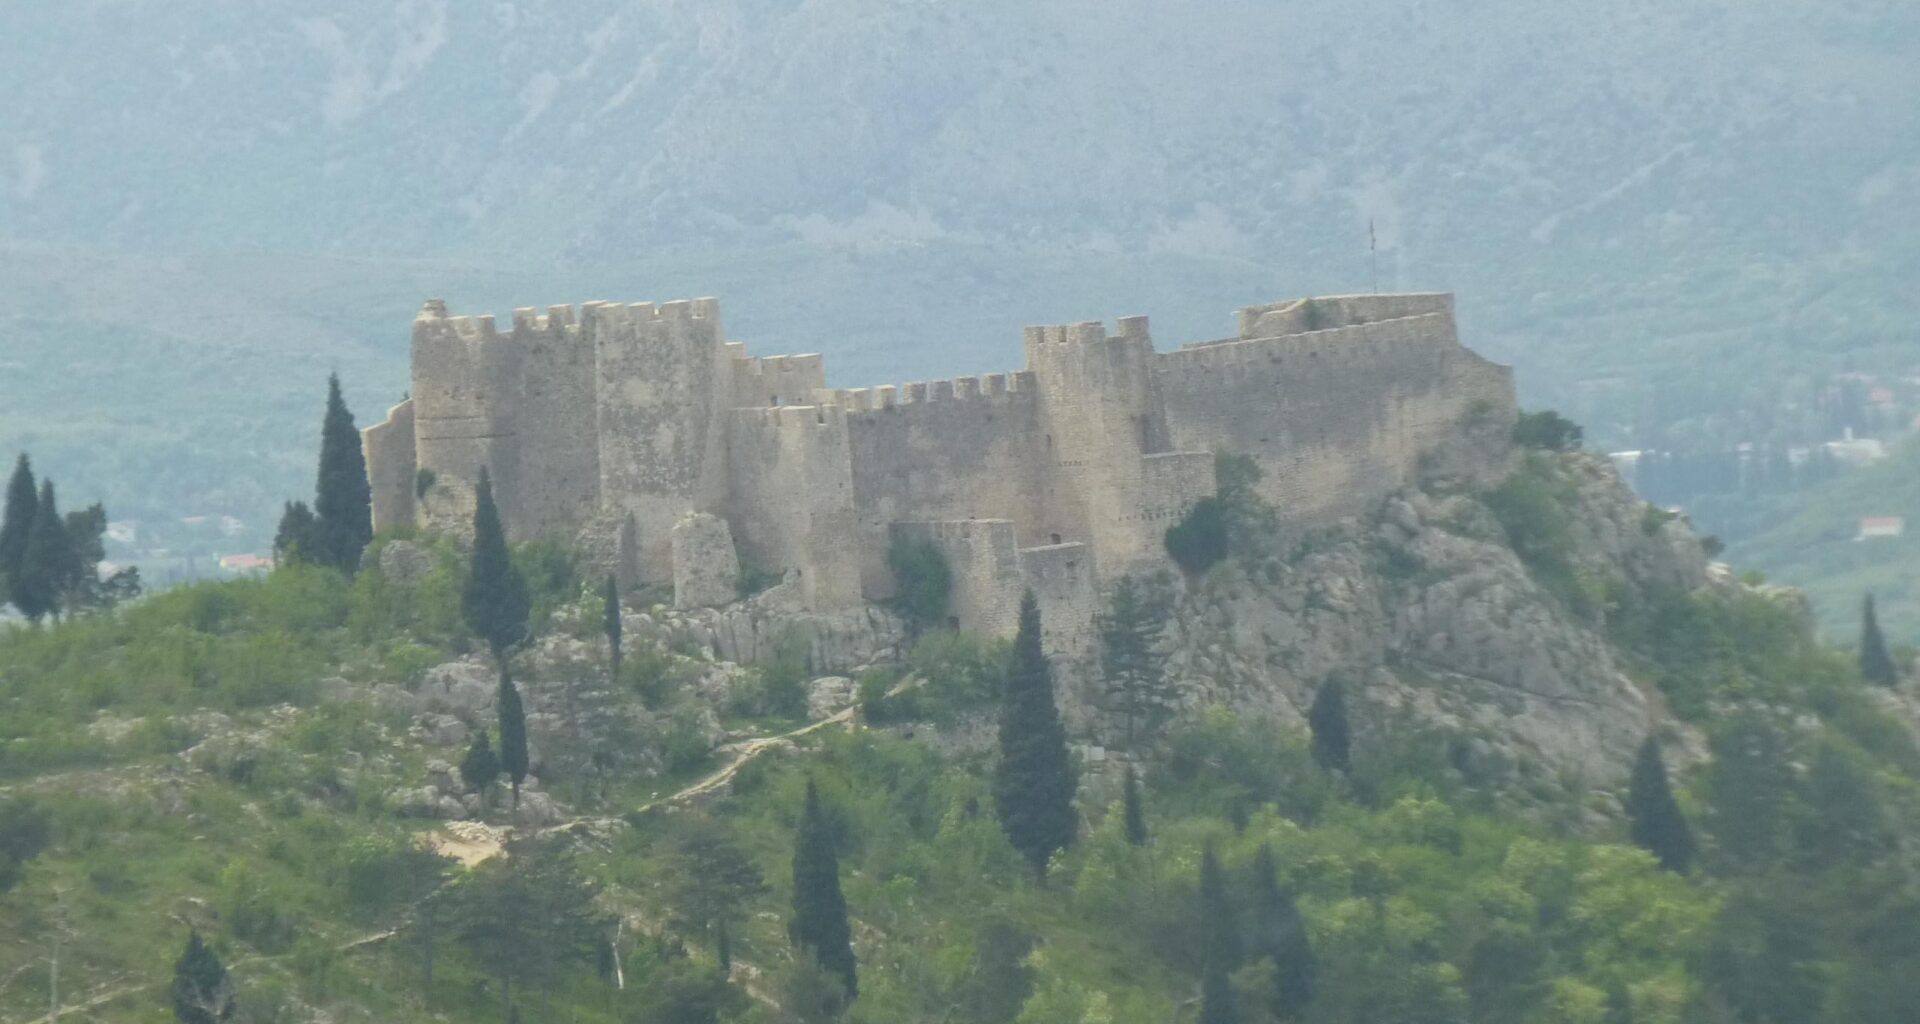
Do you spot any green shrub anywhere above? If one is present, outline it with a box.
[0,797,52,891]
[888,534,954,633]
[1512,410,1584,451]
[1165,497,1229,574]
[1485,457,1600,621]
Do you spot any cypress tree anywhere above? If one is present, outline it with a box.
[1859,594,1899,687]
[171,931,234,1024]
[1308,679,1351,774]
[1251,844,1314,1020]
[789,780,857,999]
[994,591,1078,881]
[273,501,318,564]
[1198,842,1241,971]
[497,665,530,808]
[13,481,74,624]
[604,574,623,680]
[1122,766,1148,847]
[1625,736,1695,873]
[312,374,373,572]
[0,453,35,591]
[1199,963,1239,1024]
[1197,842,1241,1024]
[462,467,530,665]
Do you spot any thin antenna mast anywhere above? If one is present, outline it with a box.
[1369,219,1379,294]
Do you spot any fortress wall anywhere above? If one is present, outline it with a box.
[890,520,1025,638]
[732,352,827,408]
[510,306,600,538]
[410,306,523,535]
[590,299,735,578]
[363,399,417,533]
[1020,542,1097,660]
[1234,293,1454,339]
[844,374,1049,595]
[1025,316,1200,577]
[1156,312,1515,523]
[725,405,863,610]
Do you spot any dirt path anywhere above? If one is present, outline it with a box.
[22,680,912,1023]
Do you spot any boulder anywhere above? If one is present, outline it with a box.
[378,540,435,586]
[807,676,856,720]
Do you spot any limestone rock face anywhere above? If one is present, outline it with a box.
[672,512,742,609]
[1156,460,1719,789]
[636,586,907,675]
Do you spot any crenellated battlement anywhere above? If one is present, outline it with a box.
[1159,312,1458,377]
[375,290,1516,623]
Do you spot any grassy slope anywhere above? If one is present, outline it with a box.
[1729,436,1920,642]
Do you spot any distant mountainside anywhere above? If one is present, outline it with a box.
[2,0,1916,563]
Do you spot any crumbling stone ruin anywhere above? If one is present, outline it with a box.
[363,292,1516,646]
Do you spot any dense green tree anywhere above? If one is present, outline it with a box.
[1859,593,1899,687]
[0,797,52,891]
[1198,842,1240,972]
[452,839,609,1024]
[1122,766,1148,847]
[1703,709,1797,872]
[13,480,75,623]
[497,665,530,808]
[463,467,531,665]
[1796,740,1891,868]
[1199,963,1238,1024]
[273,500,318,563]
[994,592,1078,880]
[603,574,623,680]
[1099,575,1172,748]
[1250,844,1314,1020]
[0,453,35,591]
[460,728,502,803]
[1308,678,1351,774]
[789,779,857,999]
[1625,736,1695,873]
[1512,409,1584,451]
[887,533,953,634]
[312,374,373,572]
[171,931,235,1024]
[1165,497,1229,574]
[663,815,767,956]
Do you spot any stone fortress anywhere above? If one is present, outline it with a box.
[363,292,1516,651]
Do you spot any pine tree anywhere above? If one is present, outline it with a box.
[273,501,318,564]
[1099,575,1172,748]
[1308,679,1351,774]
[13,480,74,624]
[1859,594,1899,687]
[1626,736,1695,873]
[994,591,1078,880]
[1122,766,1148,847]
[312,374,373,572]
[171,931,234,1024]
[460,729,501,804]
[604,574,623,680]
[498,665,530,808]
[463,468,531,665]
[0,453,35,592]
[789,780,857,999]
[1251,844,1314,1020]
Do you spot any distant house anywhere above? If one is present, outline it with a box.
[1857,516,1905,541]
[218,553,274,573]
[180,515,210,527]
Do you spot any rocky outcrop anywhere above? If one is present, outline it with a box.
[625,581,907,674]
[1151,454,1718,787]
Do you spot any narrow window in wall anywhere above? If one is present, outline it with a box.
[1051,532,1062,545]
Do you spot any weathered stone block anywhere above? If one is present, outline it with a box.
[673,512,741,609]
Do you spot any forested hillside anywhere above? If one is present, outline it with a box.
[2,434,1916,1023]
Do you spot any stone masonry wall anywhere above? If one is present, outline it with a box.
[1156,310,1515,527]
[843,375,1048,596]
[891,520,1026,638]
[725,405,864,610]
[362,398,416,535]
